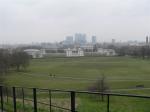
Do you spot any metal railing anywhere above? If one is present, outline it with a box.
[0,85,150,112]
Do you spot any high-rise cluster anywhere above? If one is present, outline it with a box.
[74,33,87,44]
[64,33,97,45]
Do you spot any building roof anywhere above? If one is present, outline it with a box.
[24,49,40,52]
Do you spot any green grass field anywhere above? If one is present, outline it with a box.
[3,56,150,112]
[4,56,150,92]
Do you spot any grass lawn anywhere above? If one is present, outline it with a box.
[4,56,150,92]
[2,56,150,111]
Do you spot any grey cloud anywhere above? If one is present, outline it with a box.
[0,0,150,43]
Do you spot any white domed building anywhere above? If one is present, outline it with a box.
[24,49,46,58]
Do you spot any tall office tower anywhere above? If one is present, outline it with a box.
[146,36,149,44]
[112,39,116,44]
[65,36,73,44]
[92,36,97,44]
[74,33,87,44]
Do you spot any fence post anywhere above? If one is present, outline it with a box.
[33,88,37,112]
[107,94,110,112]
[6,87,8,103]
[0,86,3,112]
[71,91,75,112]
[49,90,52,112]
[22,88,25,111]
[13,87,16,112]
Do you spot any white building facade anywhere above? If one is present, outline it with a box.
[66,48,84,57]
[97,48,116,56]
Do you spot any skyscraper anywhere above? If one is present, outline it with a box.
[112,39,116,44]
[146,36,149,44]
[65,36,73,44]
[74,33,87,45]
[92,36,97,44]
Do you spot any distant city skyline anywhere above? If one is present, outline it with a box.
[0,0,150,44]
[0,32,149,44]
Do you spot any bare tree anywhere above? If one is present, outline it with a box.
[88,75,109,101]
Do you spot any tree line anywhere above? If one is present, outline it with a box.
[0,49,31,75]
[107,45,150,59]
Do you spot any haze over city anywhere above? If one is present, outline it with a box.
[0,0,150,44]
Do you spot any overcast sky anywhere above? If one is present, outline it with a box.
[0,0,150,44]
